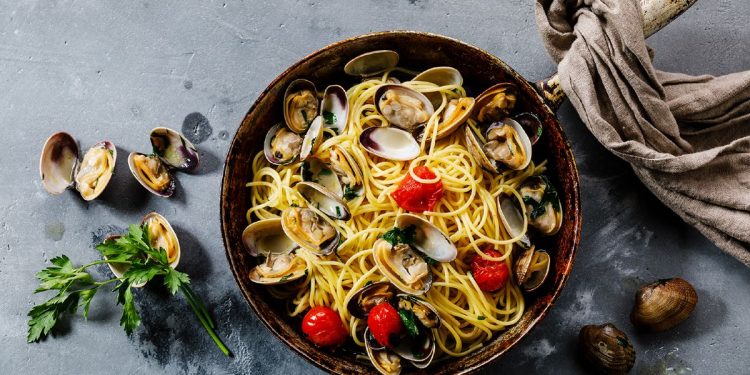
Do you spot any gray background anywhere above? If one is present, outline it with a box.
[1,0,748,374]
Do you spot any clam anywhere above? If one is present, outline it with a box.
[242,218,298,257]
[514,246,550,292]
[464,118,532,172]
[579,323,636,374]
[142,212,181,268]
[396,294,440,329]
[519,175,563,236]
[301,157,343,198]
[280,207,340,256]
[346,282,397,319]
[365,328,402,375]
[432,97,475,140]
[243,218,307,285]
[391,330,435,370]
[474,83,518,123]
[283,79,319,133]
[102,234,146,288]
[497,196,531,249]
[128,152,175,197]
[395,214,457,262]
[630,278,697,332]
[513,112,543,146]
[320,85,349,134]
[264,123,303,166]
[329,144,363,189]
[412,66,463,108]
[344,50,399,77]
[74,141,117,201]
[360,126,420,161]
[39,132,117,200]
[299,116,324,162]
[297,181,351,220]
[375,84,435,132]
[149,127,200,172]
[372,239,432,295]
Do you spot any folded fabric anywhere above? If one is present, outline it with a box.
[535,0,750,265]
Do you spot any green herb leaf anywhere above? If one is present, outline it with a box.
[424,256,438,266]
[335,206,341,217]
[323,111,336,125]
[279,274,292,283]
[164,268,190,295]
[477,315,486,321]
[398,308,420,337]
[318,168,332,176]
[343,185,358,200]
[117,283,140,335]
[381,225,416,246]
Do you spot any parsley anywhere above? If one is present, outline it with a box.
[27,223,231,356]
[523,175,561,219]
[323,111,336,125]
[279,274,292,283]
[335,206,341,217]
[424,256,438,266]
[318,168,332,176]
[290,203,299,207]
[365,280,373,287]
[343,185,358,200]
[398,308,420,338]
[478,315,486,320]
[381,225,416,246]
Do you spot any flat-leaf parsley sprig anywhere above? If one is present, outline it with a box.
[27,224,231,356]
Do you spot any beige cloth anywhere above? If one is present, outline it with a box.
[535,0,750,265]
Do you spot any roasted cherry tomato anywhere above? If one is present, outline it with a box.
[470,247,510,292]
[391,166,443,213]
[301,306,348,347]
[367,302,403,348]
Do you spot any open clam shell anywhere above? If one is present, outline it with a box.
[364,327,402,375]
[283,79,319,133]
[242,218,298,257]
[301,157,343,198]
[395,214,457,262]
[320,85,349,134]
[391,330,436,370]
[248,250,307,285]
[102,234,146,288]
[372,239,433,295]
[375,84,435,132]
[128,152,175,197]
[395,294,441,329]
[142,212,181,268]
[264,123,302,166]
[412,66,463,108]
[299,116,324,162]
[474,83,518,123]
[513,112,543,146]
[150,127,200,172]
[497,196,531,249]
[514,247,550,292]
[280,207,340,256]
[346,281,397,319]
[360,126,420,161]
[344,50,399,77]
[433,97,474,140]
[519,175,563,236]
[39,132,79,195]
[484,119,533,171]
[297,181,351,221]
[75,141,117,201]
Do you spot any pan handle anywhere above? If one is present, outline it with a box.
[535,0,698,112]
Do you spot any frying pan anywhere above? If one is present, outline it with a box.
[220,1,696,373]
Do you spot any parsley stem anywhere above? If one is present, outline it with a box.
[179,285,230,356]
[182,285,215,329]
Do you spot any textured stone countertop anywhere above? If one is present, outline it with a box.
[2,1,748,374]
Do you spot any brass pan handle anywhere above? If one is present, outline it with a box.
[536,0,698,112]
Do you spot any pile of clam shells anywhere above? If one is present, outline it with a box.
[578,278,698,373]
[40,127,199,199]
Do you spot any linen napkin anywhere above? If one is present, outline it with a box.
[535,0,750,265]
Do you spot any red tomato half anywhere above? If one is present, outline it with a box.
[470,247,510,293]
[391,166,443,213]
[367,302,403,348]
[301,306,348,347]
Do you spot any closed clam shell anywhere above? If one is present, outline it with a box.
[579,323,636,374]
[630,278,697,332]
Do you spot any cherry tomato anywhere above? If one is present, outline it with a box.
[470,247,510,292]
[367,302,403,348]
[391,166,443,213]
[301,306,348,347]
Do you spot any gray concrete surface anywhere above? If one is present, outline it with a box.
[1,1,748,374]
